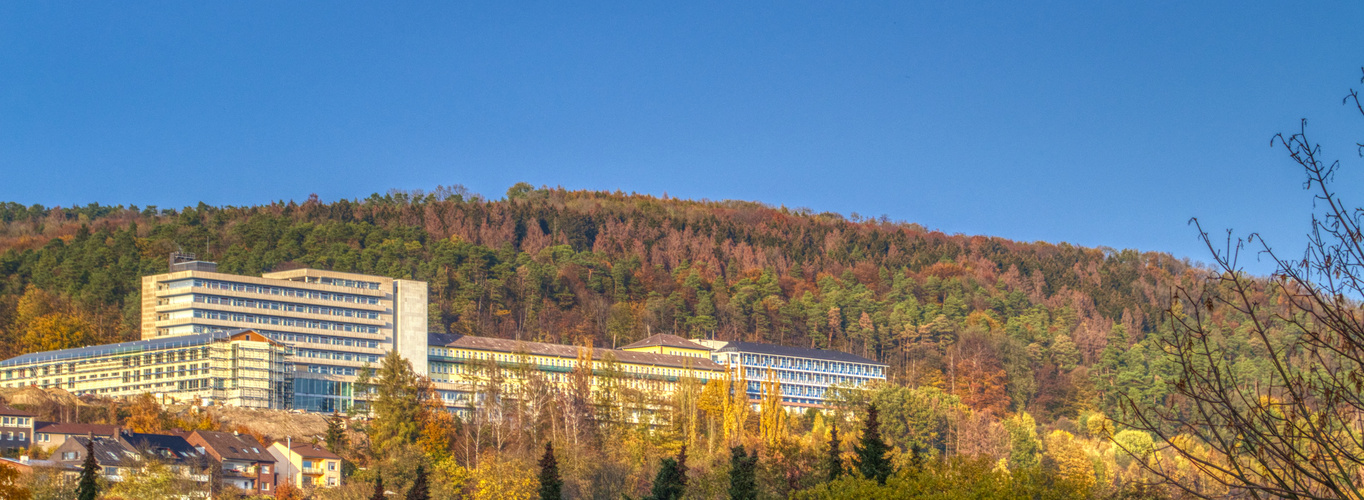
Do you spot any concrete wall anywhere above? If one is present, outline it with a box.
[393,280,429,376]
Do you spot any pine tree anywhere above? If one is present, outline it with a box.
[854,404,893,484]
[538,442,563,500]
[645,446,689,500]
[370,475,385,500]
[75,440,100,500]
[727,445,758,500]
[825,424,842,482]
[406,465,429,500]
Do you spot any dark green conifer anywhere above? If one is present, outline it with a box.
[854,404,893,484]
[370,475,385,500]
[75,439,101,500]
[727,445,758,500]
[645,445,689,500]
[406,465,429,500]
[538,442,563,500]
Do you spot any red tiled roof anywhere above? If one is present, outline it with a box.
[34,422,119,436]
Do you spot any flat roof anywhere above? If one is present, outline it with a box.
[0,329,257,367]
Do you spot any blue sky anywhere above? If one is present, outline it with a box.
[2,2,1362,273]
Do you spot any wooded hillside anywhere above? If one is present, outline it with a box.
[0,184,1199,425]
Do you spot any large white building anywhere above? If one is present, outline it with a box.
[141,254,428,412]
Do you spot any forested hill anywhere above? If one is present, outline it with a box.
[0,184,1194,422]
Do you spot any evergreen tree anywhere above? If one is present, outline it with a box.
[825,424,842,482]
[727,445,758,500]
[370,475,385,500]
[406,465,429,500]
[75,440,100,500]
[645,446,689,500]
[325,412,348,453]
[538,442,563,500]
[369,352,424,450]
[854,404,893,485]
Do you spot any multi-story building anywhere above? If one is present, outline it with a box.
[141,254,428,412]
[187,430,277,495]
[268,442,343,489]
[0,405,34,454]
[695,339,887,409]
[0,329,290,409]
[425,333,729,411]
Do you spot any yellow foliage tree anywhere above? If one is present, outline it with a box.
[1043,430,1096,491]
[758,367,787,450]
[471,455,536,500]
[21,312,95,353]
[126,393,167,433]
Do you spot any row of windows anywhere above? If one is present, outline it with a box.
[190,294,381,320]
[305,276,381,290]
[746,381,831,397]
[742,367,869,386]
[169,279,381,305]
[193,310,380,334]
[729,354,884,377]
[307,365,359,376]
[294,349,379,364]
[0,417,30,426]
[268,332,380,349]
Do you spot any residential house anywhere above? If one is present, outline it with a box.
[0,404,34,453]
[187,430,276,495]
[31,422,120,451]
[267,442,342,489]
[53,430,211,485]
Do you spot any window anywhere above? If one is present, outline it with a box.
[62,451,78,460]
[263,482,270,491]
[261,465,270,474]
[327,461,336,471]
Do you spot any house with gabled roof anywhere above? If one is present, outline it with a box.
[187,430,276,495]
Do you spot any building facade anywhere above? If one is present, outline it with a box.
[696,340,887,409]
[141,256,428,412]
[425,333,729,412]
[0,330,290,409]
[0,405,34,454]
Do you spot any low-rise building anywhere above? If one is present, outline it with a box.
[187,430,277,495]
[0,329,290,409]
[268,442,343,489]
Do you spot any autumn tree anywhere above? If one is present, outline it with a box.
[126,393,166,433]
[0,463,30,500]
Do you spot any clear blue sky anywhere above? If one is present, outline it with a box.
[3,2,1362,273]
